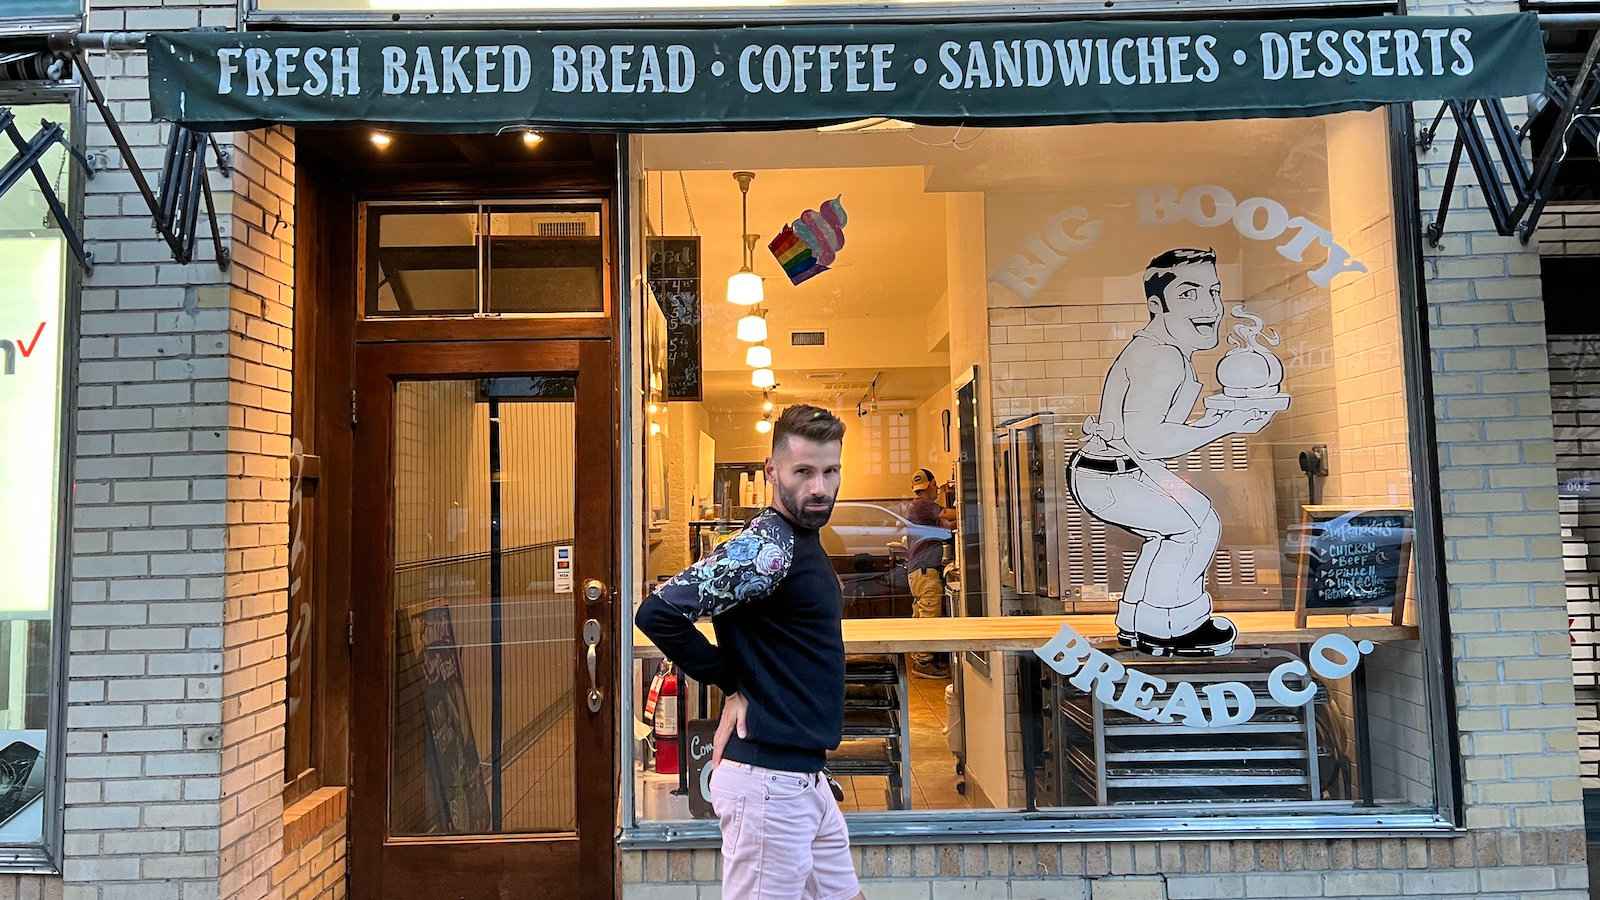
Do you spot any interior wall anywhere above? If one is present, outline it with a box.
[915,387,955,484]
[701,404,916,500]
[943,191,1009,809]
[1321,111,1429,806]
[646,401,712,582]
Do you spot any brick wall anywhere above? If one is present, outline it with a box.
[270,790,347,900]
[64,39,232,900]
[58,24,332,896]
[622,832,1589,899]
[216,125,296,900]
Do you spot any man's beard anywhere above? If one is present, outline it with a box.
[777,480,836,529]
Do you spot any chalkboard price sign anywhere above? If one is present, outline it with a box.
[647,237,703,402]
[1293,506,1414,627]
[684,718,719,820]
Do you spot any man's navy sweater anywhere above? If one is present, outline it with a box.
[635,507,845,773]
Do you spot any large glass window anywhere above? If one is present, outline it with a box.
[0,100,73,850]
[630,110,1444,831]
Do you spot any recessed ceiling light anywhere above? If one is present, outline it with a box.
[369,131,392,149]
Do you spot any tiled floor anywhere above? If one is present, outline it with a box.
[836,668,987,812]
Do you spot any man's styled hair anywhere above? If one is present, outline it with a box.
[1143,248,1218,317]
[772,404,845,454]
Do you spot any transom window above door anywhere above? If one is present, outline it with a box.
[359,200,606,319]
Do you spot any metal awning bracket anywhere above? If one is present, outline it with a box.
[1425,28,1600,247]
[66,50,228,269]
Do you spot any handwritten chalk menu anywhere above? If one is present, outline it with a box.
[684,718,719,820]
[1294,506,1413,626]
[647,237,703,401]
[408,603,492,834]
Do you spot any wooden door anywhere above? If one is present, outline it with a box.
[349,340,616,900]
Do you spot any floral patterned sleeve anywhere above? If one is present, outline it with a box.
[635,509,795,695]
[650,509,795,620]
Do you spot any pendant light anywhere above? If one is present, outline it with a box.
[727,171,764,306]
[755,418,773,434]
[745,344,773,368]
[751,367,776,389]
[736,309,768,343]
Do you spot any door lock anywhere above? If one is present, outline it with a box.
[583,579,607,604]
[583,618,603,713]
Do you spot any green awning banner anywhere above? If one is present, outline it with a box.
[148,15,1545,132]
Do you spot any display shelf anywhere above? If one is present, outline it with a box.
[1040,649,1323,807]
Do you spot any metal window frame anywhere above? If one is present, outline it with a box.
[615,102,1464,845]
[1390,102,1465,829]
[0,14,84,38]
[0,80,84,875]
[241,0,1396,30]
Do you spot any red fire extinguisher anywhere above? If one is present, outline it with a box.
[645,661,680,774]
[654,664,680,774]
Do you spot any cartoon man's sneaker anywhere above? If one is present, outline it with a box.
[1133,616,1237,658]
[1116,629,1136,648]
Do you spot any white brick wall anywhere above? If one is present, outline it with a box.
[35,1,1585,898]
[63,41,231,900]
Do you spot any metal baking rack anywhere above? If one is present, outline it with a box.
[1040,648,1323,807]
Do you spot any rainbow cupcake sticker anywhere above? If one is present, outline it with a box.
[768,196,848,286]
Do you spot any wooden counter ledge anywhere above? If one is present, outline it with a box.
[632,611,1417,658]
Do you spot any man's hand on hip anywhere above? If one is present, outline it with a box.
[711,692,749,767]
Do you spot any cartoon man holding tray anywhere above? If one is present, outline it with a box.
[1069,248,1289,658]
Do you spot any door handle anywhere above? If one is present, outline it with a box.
[583,618,603,713]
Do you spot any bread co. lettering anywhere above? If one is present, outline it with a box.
[1034,623,1374,729]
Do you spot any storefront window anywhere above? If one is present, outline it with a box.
[630,109,1443,829]
[0,0,80,21]
[0,100,72,848]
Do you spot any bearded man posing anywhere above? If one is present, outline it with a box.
[636,404,866,900]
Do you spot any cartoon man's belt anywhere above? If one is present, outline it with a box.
[1072,455,1139,475]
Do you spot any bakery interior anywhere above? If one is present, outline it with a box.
[632,112,1436,821]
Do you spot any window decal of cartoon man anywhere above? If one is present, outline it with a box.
[1069,248,1288,658]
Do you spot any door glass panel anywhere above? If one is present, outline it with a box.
[485,208,604,314]
[389,376,578,837]
[365,207,479,317]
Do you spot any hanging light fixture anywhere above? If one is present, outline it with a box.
[751,367,776,389]
[755,418,773,434]
[736,310,768,343]
[727,171,764,306]
[761,396,775,414]
[745,344,773,368]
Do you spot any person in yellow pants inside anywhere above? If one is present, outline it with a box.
[907,468,957,679]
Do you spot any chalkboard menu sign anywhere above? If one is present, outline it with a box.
[407,602,492,834]
[647,236,703,401]
[684,718,719,820]
[1293,505,1413,627]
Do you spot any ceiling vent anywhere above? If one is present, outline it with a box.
[538,221,588,237]
[790,330,827,347]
